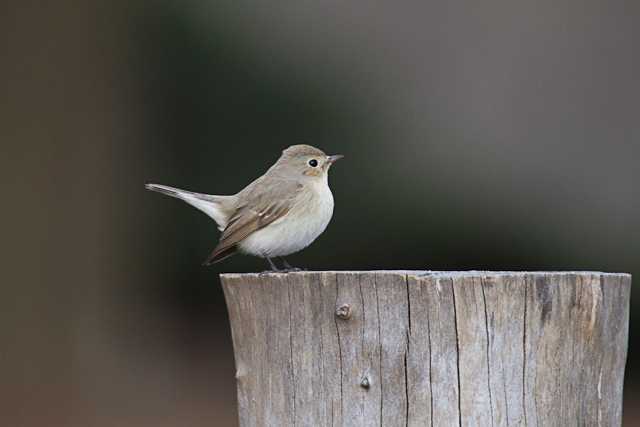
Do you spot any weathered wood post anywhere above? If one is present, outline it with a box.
[221,271,631,426]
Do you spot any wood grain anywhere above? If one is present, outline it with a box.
[221,271,630,427]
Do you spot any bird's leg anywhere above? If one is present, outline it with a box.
[260,256,282,276]
[264,257,281,272]
[280,257,304,272]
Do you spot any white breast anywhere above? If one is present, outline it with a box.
[239,179,334,258]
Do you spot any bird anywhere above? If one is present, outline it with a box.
[145,144,343,272]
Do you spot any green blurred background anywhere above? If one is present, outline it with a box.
[2,1,638,425]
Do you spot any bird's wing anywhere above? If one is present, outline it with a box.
[203,177,302,265]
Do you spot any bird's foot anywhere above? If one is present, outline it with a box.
[259,270,276,276]
[261,257,306,274]
[262,257,282,274]
[280,267,305,273]
[259,268,305,275]
[279,257,305,272]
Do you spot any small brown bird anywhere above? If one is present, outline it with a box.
[145,145,343,271]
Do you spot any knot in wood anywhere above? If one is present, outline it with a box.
[360,376,370,389]
[335,304,352,320]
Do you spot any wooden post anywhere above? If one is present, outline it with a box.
[221,271,631,426]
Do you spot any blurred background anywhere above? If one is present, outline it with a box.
[2,0,638,425]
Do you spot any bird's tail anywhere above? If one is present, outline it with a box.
[145,183,234,231]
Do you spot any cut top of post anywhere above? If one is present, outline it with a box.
[221,270,631,280]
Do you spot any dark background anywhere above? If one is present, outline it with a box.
[2,1,638,425]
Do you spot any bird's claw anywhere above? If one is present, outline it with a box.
[259,268,306,275]
[259,270,277,276]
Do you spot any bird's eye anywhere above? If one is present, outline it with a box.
[308,159,318,167]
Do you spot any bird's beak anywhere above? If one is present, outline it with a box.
[327,154,344,164]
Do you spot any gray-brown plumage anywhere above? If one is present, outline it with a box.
[146,145,343,270]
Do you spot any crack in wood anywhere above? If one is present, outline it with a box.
[425,278,434,427]
[357,273,370,424]
[374,273,383,425]
[404,274,411,426]
[450,278,463,427]
[333,273,344,421]
[317,275,327,424]
[287,279,296,426]
[404,351,409,427]
[522,275,528,427]
[480,279,495,427]
[405,274,412,334]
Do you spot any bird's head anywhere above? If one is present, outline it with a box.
[277,144,343,180]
